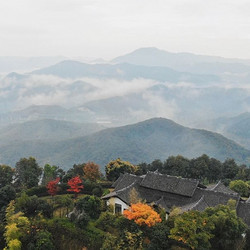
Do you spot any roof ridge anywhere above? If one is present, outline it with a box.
[198,187,240,197]
[192,195,205,210]
[211,180,221,190]
[116,181,137,193]
[147,171,199,183]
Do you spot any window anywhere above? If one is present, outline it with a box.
[115,203,122,214]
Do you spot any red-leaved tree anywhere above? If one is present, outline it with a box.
[46,177,60,196]
[67,176,84,198]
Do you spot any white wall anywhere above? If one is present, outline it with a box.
[107,197,129,214]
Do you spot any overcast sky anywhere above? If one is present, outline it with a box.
[1,0,250,59]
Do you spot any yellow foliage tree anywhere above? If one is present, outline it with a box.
[4,201,30,250]
[123,203,161,227]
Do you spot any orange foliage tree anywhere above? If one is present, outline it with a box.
[46,177,60,196]
[123,203,162,227]
[67,176,84,198]
[83,161,101,182]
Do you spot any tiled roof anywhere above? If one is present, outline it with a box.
[237,201,250,226]
[192,187,240,208]
[102,172,250,226]
[140,172,199,197]
[207,180,238,195]
[114,173,143,191]
[181,196,209,212]
[111,174,124,188]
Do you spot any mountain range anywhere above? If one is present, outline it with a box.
[112,47,250,75]
[0,118,249,170]
[0,48,250,170]
[196,112,250,150]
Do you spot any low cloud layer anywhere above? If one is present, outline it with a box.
[0,73,250,126]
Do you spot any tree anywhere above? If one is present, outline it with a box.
[129,187,141,204]
[42,164,64,185]
[15,192,53,218]
[123,203,162,227]
[169,210,214,250]
[14,157,42,189]
[205,202,247,250]
[4,201,30,250]
[222,159,239,180]
[46,177,60,197]
[83,162,101,182]
[75,195,101,219]
[62,163,85,182]
[67,176,83,198]
[229,180,249,197]
[147,222,171,250]
[163,155,190,177]
[0,185,16,210]
[105,158,138,181]
[0,165,14,188]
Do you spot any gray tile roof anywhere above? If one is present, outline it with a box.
[237,201,250,226]
[140,172,199,197]
[207,180,238,195]
[102,172,250,226]
[114,173,143,191]
[181,196,209,212]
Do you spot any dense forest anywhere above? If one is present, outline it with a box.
[1,155,250,249]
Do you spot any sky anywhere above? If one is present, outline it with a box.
[1,0,250,59]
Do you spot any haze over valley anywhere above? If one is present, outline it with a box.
[1,48,250,169]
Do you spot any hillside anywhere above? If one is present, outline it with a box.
[0,118,249,170]
[0,119,105,144]
[199,112,250,150]
[0,105,96,126]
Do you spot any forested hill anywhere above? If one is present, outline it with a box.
[0,118,250,170]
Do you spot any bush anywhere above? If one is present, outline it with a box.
[16,193,53,218]
[46,218,86,250]
[92,186,103,197]
[95,212,116,231]
[34,230,55,250]
[76,195,101,219]
[229,180,249,197]
[26,186,47,197]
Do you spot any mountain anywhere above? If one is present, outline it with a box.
[0,105,96,126]
[80,83,250,126]
[111,47,250,75]
[198,113,250,150]
[31,60,219,83]
[0,119,105,144]
[0,118,249,170]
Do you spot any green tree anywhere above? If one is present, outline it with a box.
[205,202,247,250]
[229,180,249,197]
[34,230,55,250]
[14,157,42,189]
[163,155,190,177]
[15,192,53,218]
[62,163,85,182]
[76,195,101,219]
[0,185,16,210]
[147,222,171,250]
[42,164,64,185]
[105,158,138,181]
[0,165,14,188]
[169,210,214,250]
[222,159,239,180]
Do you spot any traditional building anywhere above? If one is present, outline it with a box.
[102,171,250,226]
